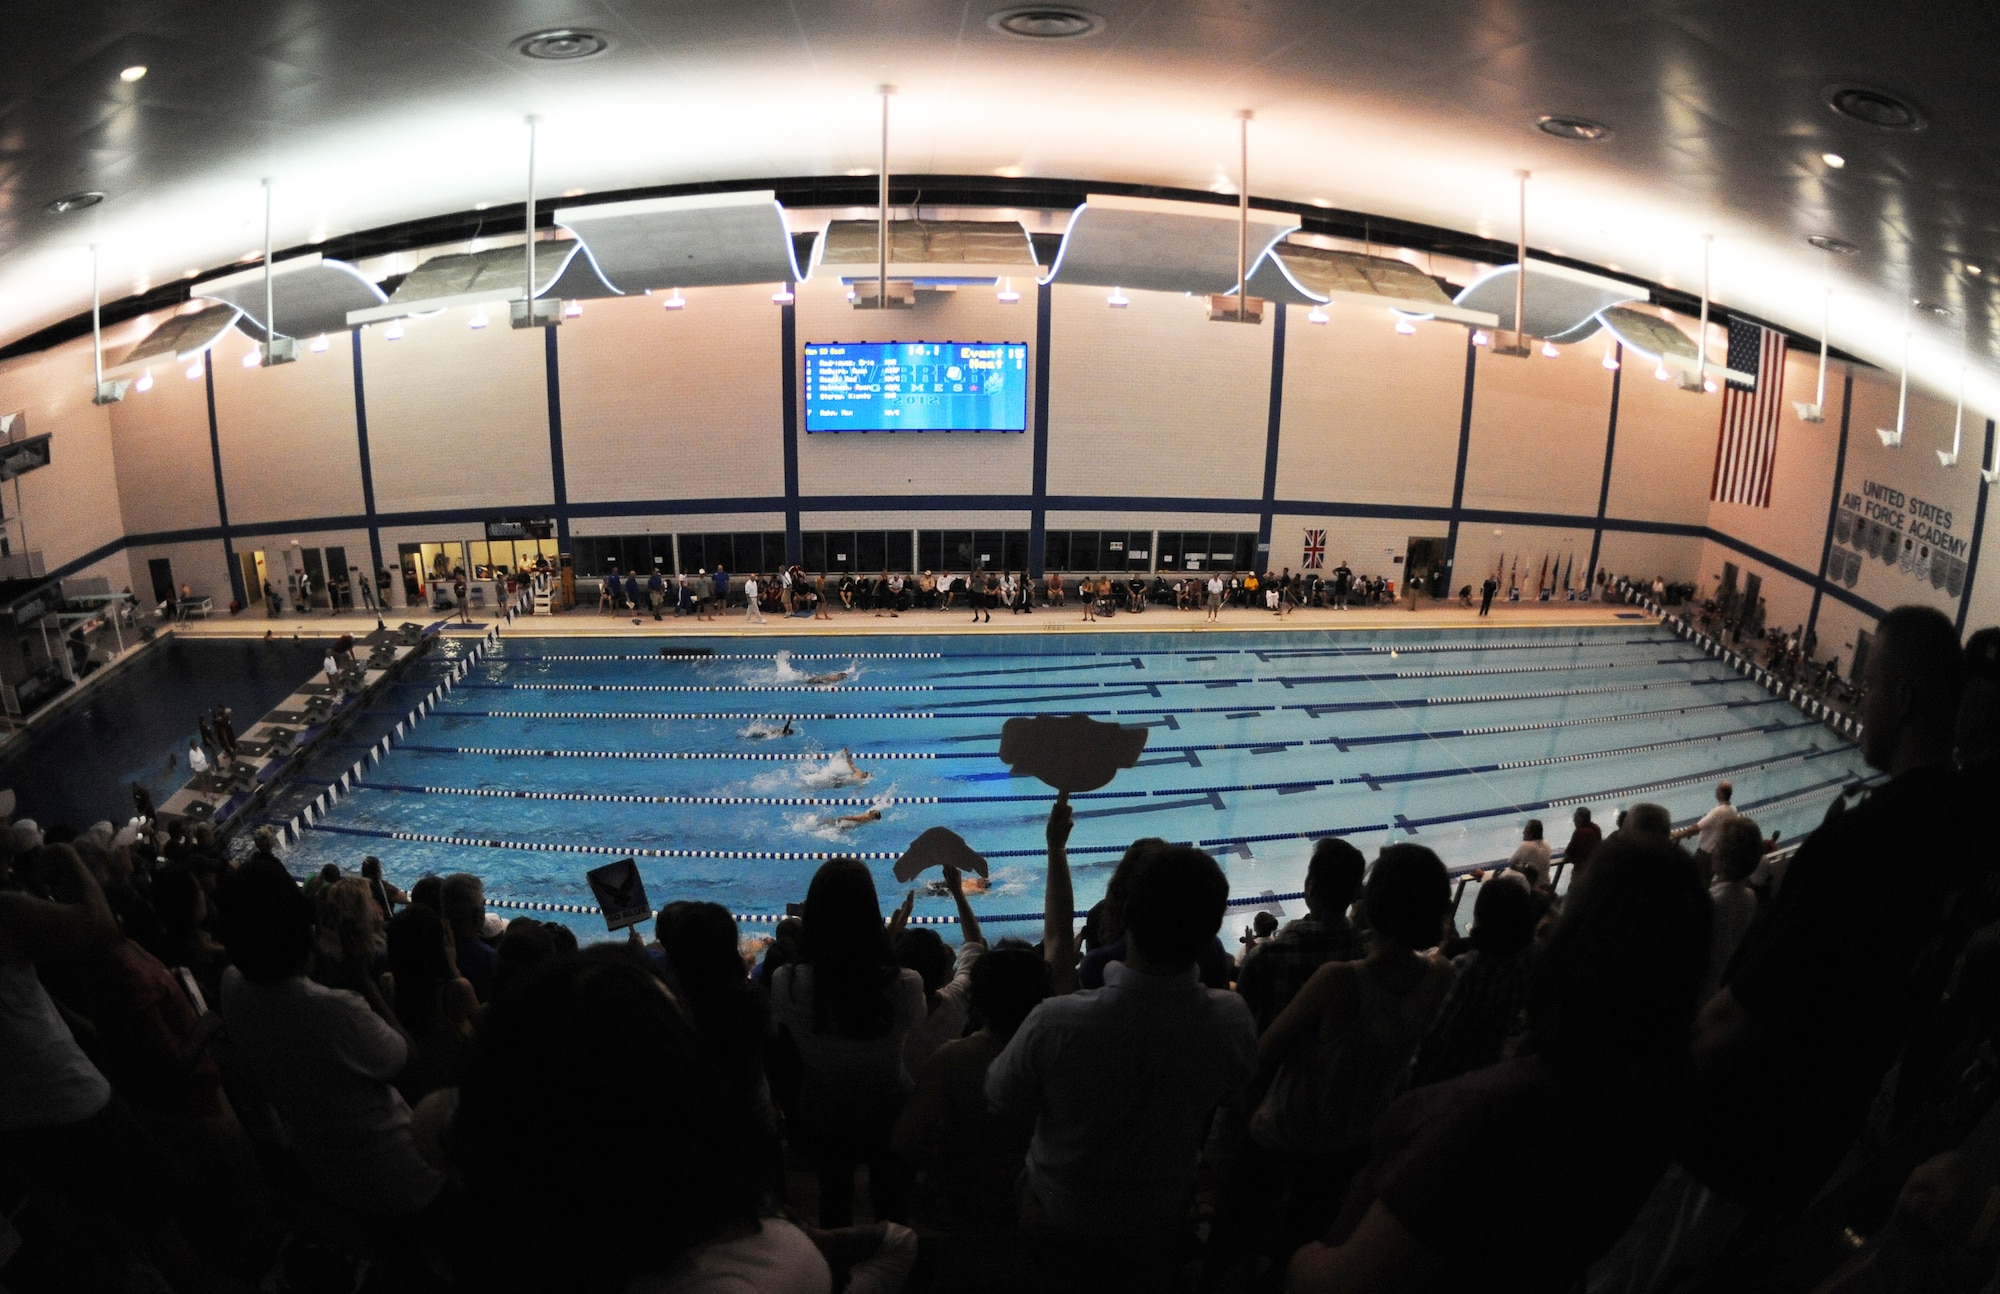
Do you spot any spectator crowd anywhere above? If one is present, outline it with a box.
[1,605,1995,1294]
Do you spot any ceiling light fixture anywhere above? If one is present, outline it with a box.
[1534,115,1613,142]
[563,300,582,317]
[663,290,685,310]
[385,320,404,340]
[1395,316,1417,335]
[988,6,1105,40]
[1825,84,1926,132]
[468,310,488,329]
[1602,347,1619,370]
[185,360,203,381]
[1968,264,1983,276]
[44,191,105,214]
[242,348,261,368]
[1807,234,1860,256]
[310,334,329,353]
[1914,300,1952,318]
[1541,340,1559,358]
[513,28,611,60]
[1820,151,1845,168]
[1655,363,1671,381]
[1107,287,1129,308]
[134,368,153,392]
[119,65,147,82]
[1307,306,1329,325]
[997,277,1021,303]
[771,286,795,304]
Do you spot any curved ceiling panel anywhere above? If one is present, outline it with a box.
[1042,195,1298,295]
[108,304,242,374]
[556,191,802,293]
[1453,261,1643,341]
[346,243,616,326]
[1248,244,1499,324]
[814,219,1036,284]
[198,254,386,339]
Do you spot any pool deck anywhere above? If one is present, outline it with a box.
[170,600,1642,641]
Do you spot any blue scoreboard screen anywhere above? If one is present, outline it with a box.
[803,341,1029,432]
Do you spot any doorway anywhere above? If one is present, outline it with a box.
[1740,573,1763,633]
[398,544,424,605]
[1852,628,1871,681]
[147,558,174,606]
[1402,536,1449,602]
[1719,562,1739,616]
[237,551,268,604]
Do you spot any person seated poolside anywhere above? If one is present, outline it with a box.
[838,575,857,610]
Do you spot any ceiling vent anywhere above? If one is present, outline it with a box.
[514,28,611,61]
[1824,84,1926,131]
[1807,234,1860,255]
[1534,115,1613,142]
[988,7,1105,39]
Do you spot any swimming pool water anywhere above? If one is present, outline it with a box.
[280,625,1873,938]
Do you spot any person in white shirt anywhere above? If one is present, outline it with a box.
[187,741,210,775]
[1507,819,1554,889]
[987,844,1257,1256]
[215,862,445,1225]
[1207,574,1226,622]
[1676,780,1739,881]
[1703,816,1765,1001]
[743,575,765,624]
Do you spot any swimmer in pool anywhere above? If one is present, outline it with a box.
[745,717,795,739]
[924,873,989,897]
[826,748,872,786]
[804,669,851,685]
[820,808,882,831]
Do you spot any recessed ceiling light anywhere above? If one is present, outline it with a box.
[1534,115,1613,142]
[1968,264,1983,276]
[1914,300,1952,318]
[513,28,611,60]
[44,191,105,214]
[119,65,147,82]
[1807,234,1860,255]
[988,5,1105,39]
[1820,151,1845,168]
[1824,84,1926,132]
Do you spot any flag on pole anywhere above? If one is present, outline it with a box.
[1537,554,1549,596]
[1508,555,1517,591]
[1561,552,1573,592]
[1710,320,1788,507]
[1493,552,1505,584]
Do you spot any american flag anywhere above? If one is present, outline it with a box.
[1709,320,1788,508]
[1302,529,1326,569]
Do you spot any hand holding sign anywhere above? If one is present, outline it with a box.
[894,826,989,884]
[586,858,653,932]
[999,713,1148,794]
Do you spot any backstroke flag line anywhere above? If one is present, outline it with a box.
[1710,320,1788,508]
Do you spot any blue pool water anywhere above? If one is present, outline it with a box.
[279,625,1873,938]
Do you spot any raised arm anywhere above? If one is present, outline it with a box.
[1043,794,1077,995]
[0,845,118,964]
[943,864,984,947]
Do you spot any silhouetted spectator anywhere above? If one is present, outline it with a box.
[1237,836,1367,1031]
[1410,870,1539,1088]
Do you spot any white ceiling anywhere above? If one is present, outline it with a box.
[6,0,1999,416]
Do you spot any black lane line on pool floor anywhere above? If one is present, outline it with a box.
[496,635,1683,666]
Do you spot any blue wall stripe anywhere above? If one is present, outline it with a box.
[1255,304,1287,559]
[544,326,569,550]
[351,330,384,587]
[1959,416,1996,636]
[203,363,248,608]
[1444,333,1478,575]
[1806,372,1855,648]
[1585,343,1623,584]
[779,291,800,566]
[1028,280,1054,577]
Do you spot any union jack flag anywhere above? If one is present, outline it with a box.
[1302,529,1326,569]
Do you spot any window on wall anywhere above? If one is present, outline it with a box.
[1039,530,1255,572]
[800,531,918,573]
[569,533,783,577]
[916,530,1025,574]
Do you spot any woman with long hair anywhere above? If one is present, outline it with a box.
[769,858,925,1226]
[383,903,477,1101]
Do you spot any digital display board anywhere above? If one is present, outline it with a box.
[804,341,1028,432]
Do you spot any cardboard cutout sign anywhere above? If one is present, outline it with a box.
[585,858,653,932]
[894,826,989,883]
[998,713,1148,794]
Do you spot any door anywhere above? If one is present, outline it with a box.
[325,546,348,609]
[299,548,326,609]
[1719,562,1739,614]
[1402,536,1449,600]
[1740,573,1762,631]
[1852,629,1871,681]
[237,551,268,602]
[148,558,174,605]
[398,544,424,604]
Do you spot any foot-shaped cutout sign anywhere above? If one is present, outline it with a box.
[998,713,1149,794]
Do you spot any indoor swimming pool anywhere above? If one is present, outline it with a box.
[278,624,1875,936]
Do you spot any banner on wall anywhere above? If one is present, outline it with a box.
[1302,529,1325,569]
[1830,479,1968,597]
